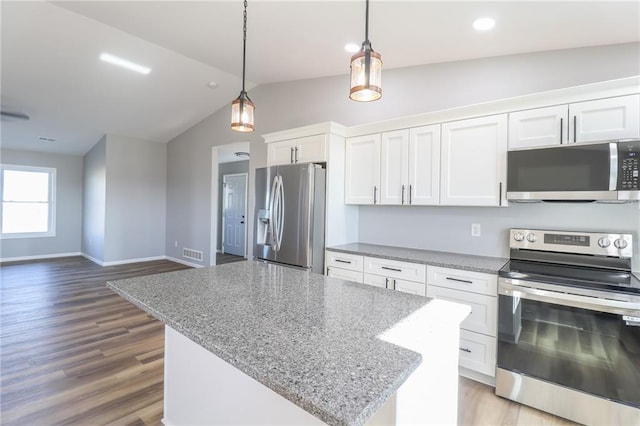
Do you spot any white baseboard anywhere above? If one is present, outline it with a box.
[0,252,82,263]
[459,367,496,387]
[165,256,204,268]
[82,254,170,267]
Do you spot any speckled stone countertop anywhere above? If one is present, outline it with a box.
[327,242,507,274]
[107,261,467,426]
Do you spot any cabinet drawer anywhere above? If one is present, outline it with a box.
[363,273,388,289]
[327,267,363,283]
[395,279,426,297]
[427,285,496,336]
[458,330,496,377]
[364,257,426,283]
[326,251,363,272]
[427,266,497,296]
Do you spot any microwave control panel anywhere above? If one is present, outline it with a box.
[618,141,639,190]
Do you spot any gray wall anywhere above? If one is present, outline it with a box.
[103,135,167,263]
[82,137,106,261]
[82,135,166,264]
[217,160,249,250]
[165,43,640,266]
[1,148,83,259]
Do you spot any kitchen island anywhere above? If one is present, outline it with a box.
[108,261,470,426]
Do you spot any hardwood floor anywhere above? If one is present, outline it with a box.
[1,256,575,425]
[215,252,246,265]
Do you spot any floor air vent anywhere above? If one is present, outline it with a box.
[182,248,203,261]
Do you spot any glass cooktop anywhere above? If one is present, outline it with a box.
[499,260,640,295]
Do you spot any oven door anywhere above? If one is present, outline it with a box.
[497,278,640,408]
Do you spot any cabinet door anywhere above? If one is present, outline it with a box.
[408,125,441,205]
[345,134,381,204]
[325,251,364,272]
[327,267,363,283]
[459,330,496,377]
[394,279,426,296]
[363,256,426,283]
[363,273,389,289]
[440,114,507,206]
[380,130,409,205]
[294,134,327,163]
[267,141,294,166]
[508,105,568,149]
[426,285,497,336]
[570,94,640,143]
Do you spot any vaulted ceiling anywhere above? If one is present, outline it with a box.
[1,1,638,155]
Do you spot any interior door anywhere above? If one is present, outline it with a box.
[223,173,247,256]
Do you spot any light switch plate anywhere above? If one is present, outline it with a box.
[471,224,481,237]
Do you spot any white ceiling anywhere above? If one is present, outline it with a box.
[1,1,639,156]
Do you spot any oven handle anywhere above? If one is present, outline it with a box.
[499,280,640,316]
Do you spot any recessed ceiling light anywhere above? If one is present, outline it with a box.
[344,43,360,53]
[99,53,151,75]
[208,81,219,89]
[473,17,496,31]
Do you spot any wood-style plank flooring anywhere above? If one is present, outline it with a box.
[1,256,575,425]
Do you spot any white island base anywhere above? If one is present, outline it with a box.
[162,299,469,426]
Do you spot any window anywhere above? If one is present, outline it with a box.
[0,165,56,238]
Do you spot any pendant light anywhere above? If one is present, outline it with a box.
[349,0,382,102]
[231,0,255,132]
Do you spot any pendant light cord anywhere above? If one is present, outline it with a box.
[364,0,369,42]
[242,0,248,93]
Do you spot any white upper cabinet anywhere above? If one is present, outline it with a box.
[508,105,568,149]
[441,114,507,206]
[408,125,441,205]
[380,130,409,205]
[345,134,381,204]
[508,94,640,149]
[570,94,640,143]
[267,134,327,166]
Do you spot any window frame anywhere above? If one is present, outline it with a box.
[0,164,57,239]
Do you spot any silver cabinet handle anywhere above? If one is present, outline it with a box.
[382,266,402,272]
[335,259,352,264]
[409,184,412,205]
[573,115,577,143]
[560,117,564,144]
[290,147,294,164]
[373,186,378,204]
[499,182,503,206]
[401,185,406,205]
[294,146,299,163]
[446,277,473,284]
[326,267,330,275]
[385,277,389,288]
[392,279,396,290]
[459,347,472,353]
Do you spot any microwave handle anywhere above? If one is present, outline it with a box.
[610,142,618,191]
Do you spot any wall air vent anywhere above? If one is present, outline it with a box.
[38,136,56,142]
[182,248,203,261]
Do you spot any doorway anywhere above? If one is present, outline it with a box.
[222,173,248,257]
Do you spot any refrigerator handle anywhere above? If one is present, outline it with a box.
[269,176,278,248]
[276,176,285,250]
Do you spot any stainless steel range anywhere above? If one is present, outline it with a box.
[496,229,640,425]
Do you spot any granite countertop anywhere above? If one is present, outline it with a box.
[327,242,507,274]
[107,261,467,426]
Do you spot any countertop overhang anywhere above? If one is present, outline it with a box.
[107,261,470,426]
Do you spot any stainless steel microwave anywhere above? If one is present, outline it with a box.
[507,140,640,201]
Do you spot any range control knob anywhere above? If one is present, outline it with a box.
[614,238,628,249]
[513,232,525,242]
[526,233,537,243]
[597,237,611,248]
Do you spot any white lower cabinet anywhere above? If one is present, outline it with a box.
[458,330,496,377]
[426,265,497,382]
[325,251,364,283]
[363,256,427,296]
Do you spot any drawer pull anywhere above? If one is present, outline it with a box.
[335,259,352,264]
[459,347,472,353]
[446,277,473,284]
[381,266,402,272]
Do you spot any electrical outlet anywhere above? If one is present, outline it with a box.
[174,240,178,247]
[471,223,481,237]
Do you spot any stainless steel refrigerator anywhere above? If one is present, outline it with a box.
[254,163,325,273]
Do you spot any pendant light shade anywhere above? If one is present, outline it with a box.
[231,92,255,132]
[231,0,254,132]
[349,0,382,102]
